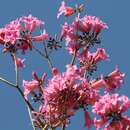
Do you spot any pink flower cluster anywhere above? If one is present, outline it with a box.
[0,15,48,53]
[20,4,126,129]
[22,64,124,129]
[78,48,109,71]
[93,93,130,130]
[72,16,108,34]
[0,1,128,130]
[79,48,109,63]
[19,6,127,130]
[23,65,99,128]
[61,15,108,54]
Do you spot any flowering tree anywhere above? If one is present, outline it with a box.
[0,1,130,130]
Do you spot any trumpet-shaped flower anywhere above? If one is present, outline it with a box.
[91,67,124,91]
[23,72,46,100]
[57,1,75,19]
[20,14,44,32]
[102,67,125,91]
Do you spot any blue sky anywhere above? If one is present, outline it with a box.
[0,0,130,130]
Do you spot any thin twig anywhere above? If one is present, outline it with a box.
[84,70,87,78]
[38,27,54,73]
[33,46,46,58]
[0,62,35,130]
[42,124,48,130]
[13,53,46,129]
[71,49,78,65]
[12,53,34,110]
[33,43,54,74]
[17,87,34,111]
[71,13,80,66]
[61,123,65,130]
[0,77,16,88]
[13,53,36,130]
[12,53,19,86]
[0,74,33,111]
[28,107,36,130]
[43,42,53,69]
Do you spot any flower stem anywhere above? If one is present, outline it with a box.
[28,107,36,130]
[33,46,46,58]
[71,13,80,66]
[61,123,65,130]
[13,53,36,130]
[43,42,54,70]
[71,49,78,65]
[33,42,54,74]
[12,53,19,86]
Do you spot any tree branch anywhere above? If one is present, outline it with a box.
[0,77,16,88]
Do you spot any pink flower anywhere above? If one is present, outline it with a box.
[32,30,48,42]
[93,117,107,130]
[23,80,39,100]
[102,67,125,91]
[91,48,109,62]
[43,64,81,103]
[78,48,109,72]
[0,15,48,53]
[66,41,80,54]
[61,22,80,41]
[52,67,59,76]
[78,48,89,61]
[60,16,108,55]
[91,67,124,91]
[39,65,100,127]
[0,19,21,45]
[77,80,100,105]
[92,16,108,34]
[79,48,109,63]
[72,18,91,33]
[17,38,33,54]
[84,111,93,130]
[60,23,80,54]
[72,16,108,34]
[61,22,71,39]
[41,65,80,126]
[90,79,104,89]
[0,28,6,44]
[93,93,130,130]
[23,72,46,99]
[103,118,130,130]
[16,58,25,68]
[20,14,44,32]
[32,71,46,84]
[57,1,75,19]
[18,15,47,53]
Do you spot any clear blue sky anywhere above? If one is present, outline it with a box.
[0,0,130,130]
